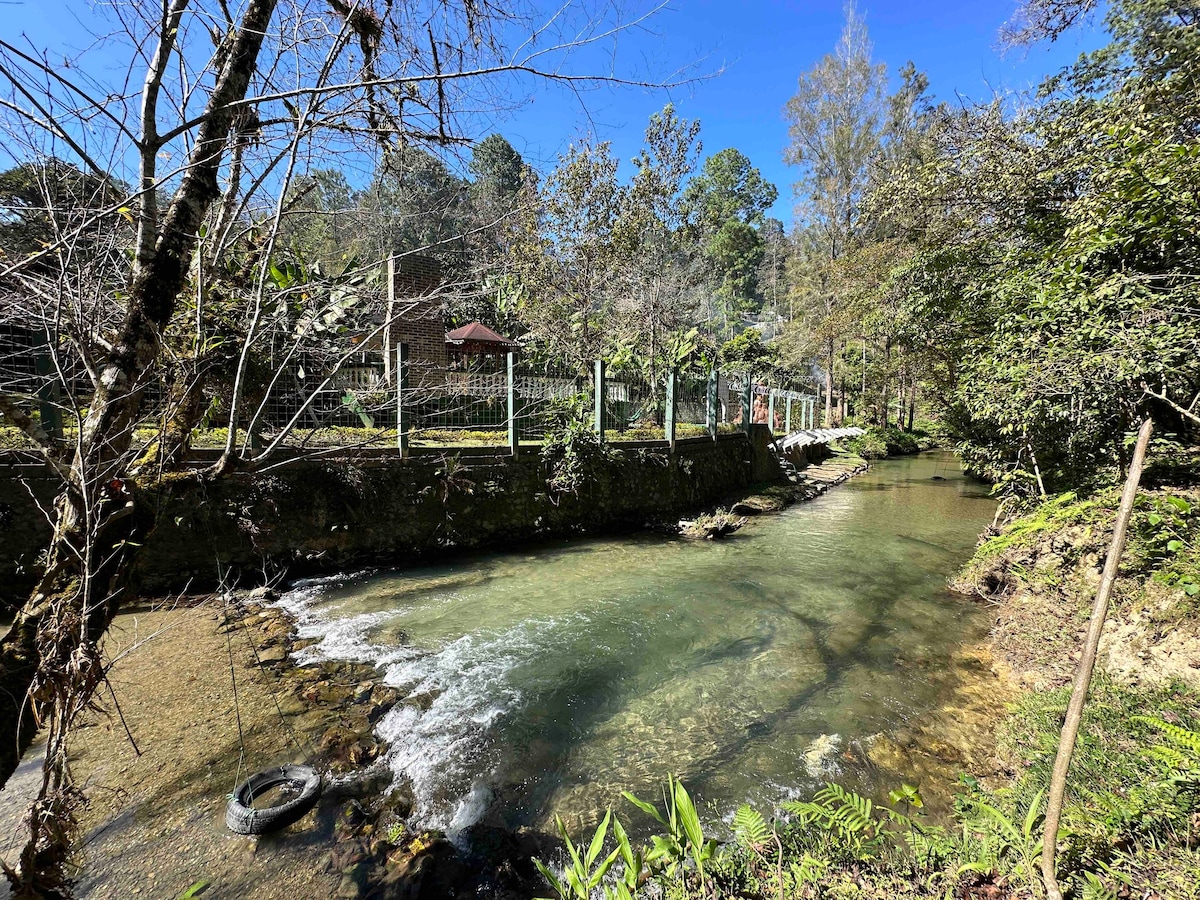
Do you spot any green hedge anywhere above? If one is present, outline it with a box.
[842,426,934,459]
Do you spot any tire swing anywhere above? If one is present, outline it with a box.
[225,764,323,835]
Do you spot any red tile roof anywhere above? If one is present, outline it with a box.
[444,321,519,349]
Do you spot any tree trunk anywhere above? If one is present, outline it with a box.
[824,342,834,428]
[1041,419,1153,900]
[0,485,154,788]
[879,340,891,428]
[907,382,916,431]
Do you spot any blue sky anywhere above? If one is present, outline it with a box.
[2,0,1104,226]
[484,0,1105,223]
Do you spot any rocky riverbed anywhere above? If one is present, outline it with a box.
[0,593,508,900]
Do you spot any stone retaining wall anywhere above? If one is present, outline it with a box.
[1,429,783,602]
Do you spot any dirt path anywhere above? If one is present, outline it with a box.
[1,599,343,900]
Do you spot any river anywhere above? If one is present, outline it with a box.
[280,451,996,838]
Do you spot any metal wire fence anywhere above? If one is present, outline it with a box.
[0,334,821,455]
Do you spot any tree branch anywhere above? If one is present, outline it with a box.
[0,392,70,479]
[1143,382,1200,426]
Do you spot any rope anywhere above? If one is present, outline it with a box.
[233,600,319,762]
[222,586,248,795]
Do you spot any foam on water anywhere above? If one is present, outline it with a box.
[282,579,591,833]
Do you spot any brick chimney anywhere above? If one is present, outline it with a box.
[384,254,449,386]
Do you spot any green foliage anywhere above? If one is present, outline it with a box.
[1138,494,1200,597]
[843,431,888,459]
[176,881,209,900]
[1134,715,1200,781]
[538,701,1200,900]
[541,394,614,496]
[731,804,771,851]
[622,775,717,883]
[843,426,928,459]
[469,134,527,199]
[0,158,127,265]
[719,330,778,379]
[999,678,1200,877]
[891,0,1199,494]
[683,147,780,328]
[534,811,622,900]
[973,490,1104,560]
[341,391,374,429]
[887,783,924,812]
[782,782,909,862]
[957,789,1047,892]
[605,814,647,900]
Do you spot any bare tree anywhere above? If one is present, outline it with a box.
[0,1,688,891]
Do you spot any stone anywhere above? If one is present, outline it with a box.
[257,645,287,665]
[336,861,369,899]
[353,680,375,703]
[367,700,397,725]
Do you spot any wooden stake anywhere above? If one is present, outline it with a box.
[1041,418,1154,900]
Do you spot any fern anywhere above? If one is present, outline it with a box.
[902,823,954,867]
[784,783,890,859]
[1134,716,1200,755]
[1134,715,1200,777]
[1077,856,1133,900]
[732,804,771,850]
[1080,872,1119,900]
[788,854,828,888]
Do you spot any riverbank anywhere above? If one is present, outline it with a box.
[0,427,804,605]
[0,591,524,900]
[633,463,1200,899]
[0,451,880,898]
[680,453,869,538]
[842,425,938,460]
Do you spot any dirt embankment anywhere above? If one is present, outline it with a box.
[951,485,1200,693]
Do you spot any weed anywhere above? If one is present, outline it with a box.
[534,811,621,900]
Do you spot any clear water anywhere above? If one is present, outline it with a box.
[280,452,996,836]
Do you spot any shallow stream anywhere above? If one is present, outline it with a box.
[281,452,997,837]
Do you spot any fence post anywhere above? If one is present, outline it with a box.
[666,367,677,453]
[34,333,62,441]
[507,350,519,458]
[785,396,792,434]
[396,342,410,458]
[767,390,776,433]
[706,367,719,440]
[742,380,753,435]
[807,398,815,430]
[594,359,606,442]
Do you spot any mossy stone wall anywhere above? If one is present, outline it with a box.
[1,431,775,601]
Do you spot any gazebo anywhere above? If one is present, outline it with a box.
[444,321,520,367]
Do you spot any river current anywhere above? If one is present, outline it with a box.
[279,451,996,837]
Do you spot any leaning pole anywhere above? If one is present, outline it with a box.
[1040,418,1154,900]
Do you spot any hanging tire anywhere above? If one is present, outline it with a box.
[225,764,323,835]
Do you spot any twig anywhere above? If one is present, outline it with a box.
[102,673,141,757]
